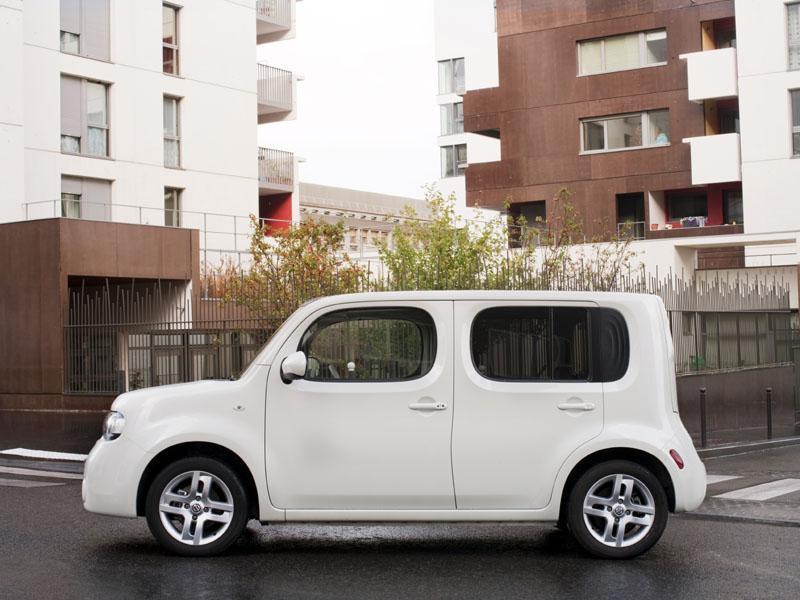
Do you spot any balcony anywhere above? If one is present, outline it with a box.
[680,48,738,103]
[256,0,292,42]
[257,64,293,123]
[683,133,742,185]
[258,147,294,194]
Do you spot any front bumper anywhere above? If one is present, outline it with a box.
[82,436,151,518]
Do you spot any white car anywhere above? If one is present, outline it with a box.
[83,291,706,559]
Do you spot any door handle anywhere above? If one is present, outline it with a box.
[557,401,596,412]
[409,401,448,411]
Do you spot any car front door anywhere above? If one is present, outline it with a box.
[265,300,455,510]
[452,301,604,509]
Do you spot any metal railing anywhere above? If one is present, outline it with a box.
[617,221,646,240]
[256,0,291,29]
[258,147,294,188]
[257,64,293,111]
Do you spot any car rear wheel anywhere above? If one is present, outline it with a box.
[567,460,668,559]
[145,456,249,556]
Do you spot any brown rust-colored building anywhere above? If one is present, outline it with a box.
[464,0,742,246]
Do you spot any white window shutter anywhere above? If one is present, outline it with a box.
[60,76,82,139]
[82,0,110,61]
[60,0,81,35]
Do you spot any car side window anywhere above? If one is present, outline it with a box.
[471,307,590,381]
[299,307,437,382]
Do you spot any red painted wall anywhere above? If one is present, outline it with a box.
[259,193,293,232]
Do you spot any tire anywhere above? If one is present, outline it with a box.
[145,456,250,557]
[566,460,668,559]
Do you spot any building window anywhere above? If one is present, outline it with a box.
[61,193,81,218]
[441,144,467,177]
[61,176,111,221]
[164,188,181,227]
[581,110,669,153]
[438,57,465,94]
[60,76,109,157]
[59,0,110,60]
[789,3,800,70]
[792,90,800,156]
[440,102,464,135]
[723,190,744,225]
[163,96,181,167]
[578,29,667,76]
[299,308,437,382]
[163,4,179,75]
[667,191,708,221]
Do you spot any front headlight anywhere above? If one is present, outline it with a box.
[102,411,126,441]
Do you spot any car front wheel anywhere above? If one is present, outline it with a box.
[145,457,249,556]
[567,460,668,559]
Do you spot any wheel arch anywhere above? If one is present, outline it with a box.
[136,442,260,518]
[557,447,676,526]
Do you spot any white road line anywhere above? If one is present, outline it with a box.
[0,466,83,481]
[706,475,742,485]
[714,478,800,501]
[0,448,88,461]
[0,477,65,488]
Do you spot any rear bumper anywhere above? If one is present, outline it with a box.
[82,436,151,518]
[665,439,706,512]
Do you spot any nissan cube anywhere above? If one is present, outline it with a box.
[83,291,705,559]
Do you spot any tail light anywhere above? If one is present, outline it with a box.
[669,449,684,470]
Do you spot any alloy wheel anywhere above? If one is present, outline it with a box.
[158,470,235,546]
[582,473,656,548]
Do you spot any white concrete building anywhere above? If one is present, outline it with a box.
[0,0,299,241]
[434,0,500,210]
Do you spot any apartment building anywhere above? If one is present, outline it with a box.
[434,0,500,210]
[0,0,298,234]
[460,0,800,302]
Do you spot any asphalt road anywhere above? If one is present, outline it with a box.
[1,478,799,600]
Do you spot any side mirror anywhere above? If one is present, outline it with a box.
[281,351,307,383]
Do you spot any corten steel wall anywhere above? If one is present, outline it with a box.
[677,365,797,445]
[0,219,200,411]
[464,0,736,238]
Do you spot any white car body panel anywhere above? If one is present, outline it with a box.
[82,291,706,525]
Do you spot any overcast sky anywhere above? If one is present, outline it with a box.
[256,0,440,200]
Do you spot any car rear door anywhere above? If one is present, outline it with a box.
[452,300,604,509]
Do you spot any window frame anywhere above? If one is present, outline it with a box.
[791,89,800,156]
[60,192,82,218]
[163,95,181,168]
[577,29,668,77]
[469,306,594,383]
[438,57,465,95]
[788,2,800,71]
[580,109,670,155]
[440,101,464,136]
[162,3,180,75]
[164,187,182,227]
[60,75,111,158]
[297,307,438,383]
[440,143,468,178]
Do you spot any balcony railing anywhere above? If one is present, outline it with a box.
[258,147,294,190]
[257,64,293,113]
[617,221,646,240]
[683,133,742,185]
[680,48,738,103]
[256,0,291,30]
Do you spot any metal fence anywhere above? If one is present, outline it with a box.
[256,0,291,28]
[63,272,793,395]
[257,64,293,111]
[258,147,294,188]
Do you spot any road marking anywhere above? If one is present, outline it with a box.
[0,466,83,480]
[714,478,800,501]
[0,448,88,461]
[0,477,65,488]
[706,475,742,485]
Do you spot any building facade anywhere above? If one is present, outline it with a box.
[434,0,500,210]
[0,0,299,234]
[460,0,800,303]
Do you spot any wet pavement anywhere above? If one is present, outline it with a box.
[0,410,103,454]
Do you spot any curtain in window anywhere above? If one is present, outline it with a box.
[438,60,454,94]
[789,4,800,70]
[604,33,640,71]
[579,39,602,75]
[86,82,107,156]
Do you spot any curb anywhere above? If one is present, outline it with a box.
[698,436,800,459]
[678,512,800,529]
[0,456,84,474]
